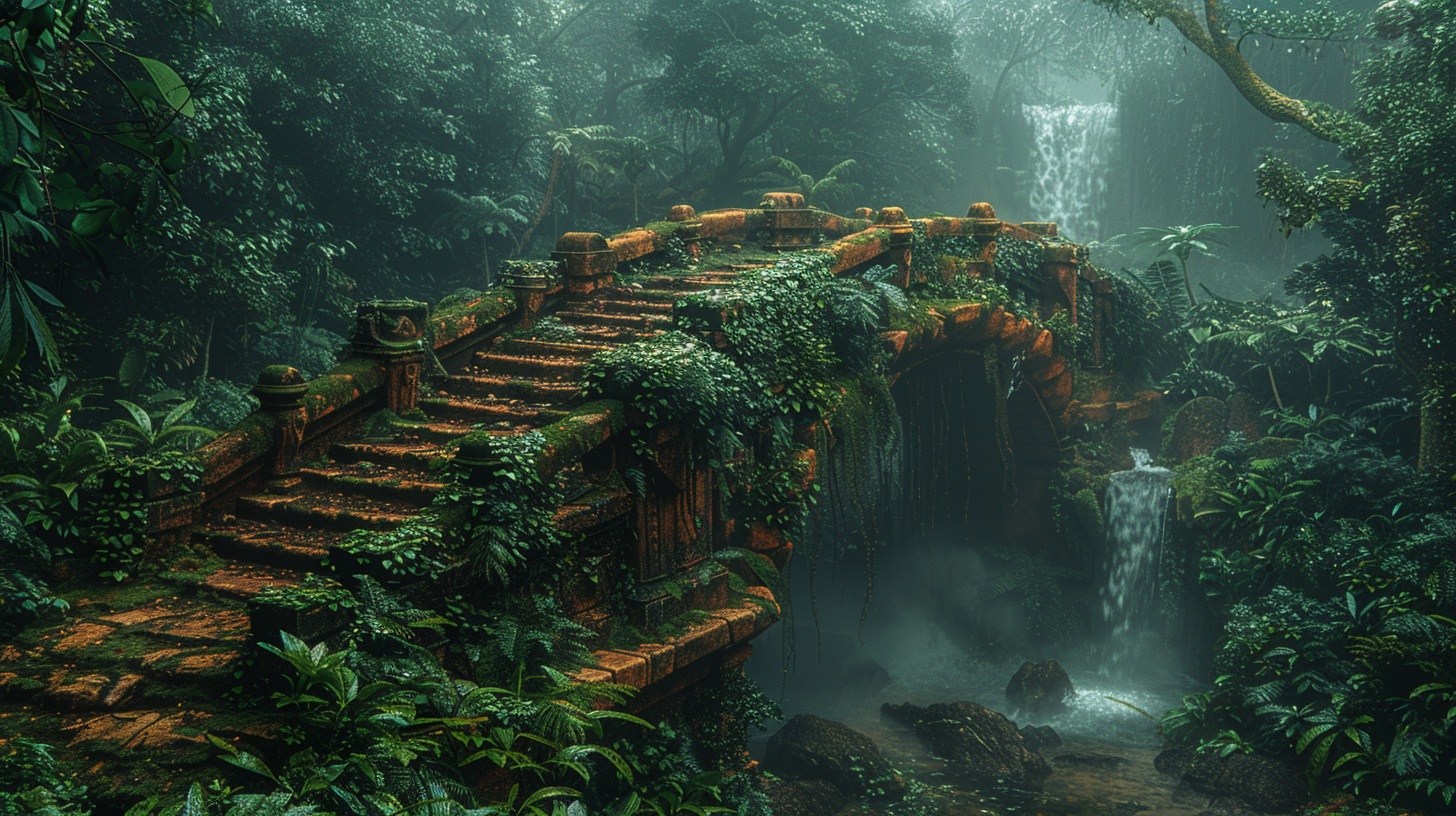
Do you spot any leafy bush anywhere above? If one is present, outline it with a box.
[0,737,90,816]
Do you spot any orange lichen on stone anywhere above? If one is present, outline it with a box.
[743,585,780,617]
[141,648,182,668]
[44,674,112,710]
[594,651,648,689]
[100,602,181,628]
[143,609,248,643]
[201,565,302,600]
[699,209,748,239]
[667,618,729,668]
[1023,330,1055,365]
[943,303,985,333]
[103,674,143,709]
[569,668,613,685]
[54,623,117,652]
[608,229,660,264]
[170,651,240,677]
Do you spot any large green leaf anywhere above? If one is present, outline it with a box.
[136,57,196,118]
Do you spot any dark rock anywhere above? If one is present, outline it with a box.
[881,700,1051,791]
[1168,397,1230,463]
[764,714,905,799]
[1019,725,1062,755]
[1005,660,1075,716]
[1156,747,1305,812]
[761,779,847,816]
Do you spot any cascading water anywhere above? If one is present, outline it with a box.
[1024,103,1117,242]
[1100,448,1173,673]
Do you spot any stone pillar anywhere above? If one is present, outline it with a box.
[500,259,561,328]
[875,206,915,288]
[666,205,703,260]
[552,232,616,295]
[352,300,428,414]
[759,192,819,250]
[1041,244,1079,322]
[971,211,1001,280]
[252,365,310,476]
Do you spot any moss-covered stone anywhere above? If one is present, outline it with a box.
[1167,397,1231,464]
[1172,454,1228,523]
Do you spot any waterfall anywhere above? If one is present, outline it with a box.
[1024,103,1117,243]
[1100,448,1173,672]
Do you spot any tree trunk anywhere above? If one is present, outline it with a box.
[1418,359,1456,480]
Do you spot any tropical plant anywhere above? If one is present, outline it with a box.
[436,193,531,286]
[742,157,861,213]
[1115,223,1238,304]
[105,398,216,455]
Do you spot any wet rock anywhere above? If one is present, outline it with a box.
[881,701,1051,791]
[1019,724,1062,755]
[764,714,905,799]
[1156,747,1305,813]
[1167,397,1230,463]
[761,778,848,816]
[1005,659,1075,716]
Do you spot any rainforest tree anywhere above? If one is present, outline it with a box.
[636,0,977,206]
[1088,0,1456,476]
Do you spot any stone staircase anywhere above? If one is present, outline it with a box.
[0,263,777,806]
[198,270,746,587]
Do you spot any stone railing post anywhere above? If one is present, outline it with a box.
[252,365,310,477]
[875,206,915,287]
[552,232,616,295]
[1088,273,1114,367]
[666,205,703,259]
[1041,244,1079,323]
[759,192,819,250]
[351,299,428,414]
[969,202,1001,280]
[500,259,562,329]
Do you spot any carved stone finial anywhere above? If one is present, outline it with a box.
[967,202,997,219]
[253,365,308,410]
[667,204,698,222]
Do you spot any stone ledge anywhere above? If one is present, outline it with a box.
[577,597,777,692]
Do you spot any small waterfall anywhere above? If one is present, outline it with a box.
[1024,103,1117,242]
[1100,448,1173,672]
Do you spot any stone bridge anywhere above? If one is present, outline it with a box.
[0,195,1158,803]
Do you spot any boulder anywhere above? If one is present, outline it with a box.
[1155,747,1305,812]
[760,779,847,816]
[1018,725,1062,755]
[881,701,1051,790]
[1167,397,1230,463]
[764,714,905,799]
[1004,660,1075,716]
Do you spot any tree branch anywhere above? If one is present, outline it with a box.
[1126,0,1356,144]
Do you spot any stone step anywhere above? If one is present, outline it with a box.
[555,309,672,332]
[472,352,587,379]
[443,373,582,402]
[494,337,617,359]
[234,491,422,533]
[589,298,674,316]
[417,393,567,425]
[330,440,448,469]
[298,463,446,501]
[197,518,341,570]
[199,562,309,601]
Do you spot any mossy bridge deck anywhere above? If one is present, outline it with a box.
[0,197,1159,804]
